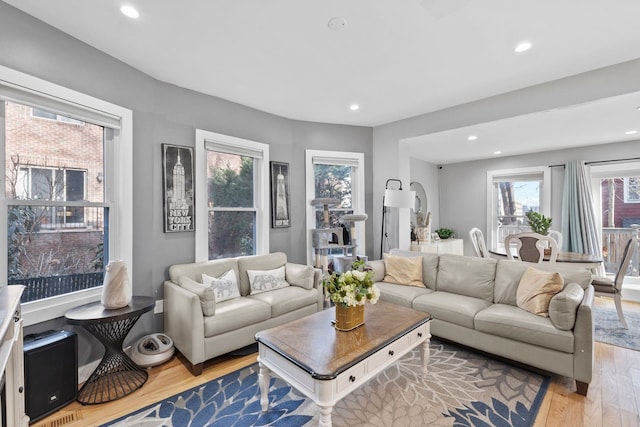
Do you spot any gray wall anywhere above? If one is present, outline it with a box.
[439,139,640,256]
[0,3,372,366]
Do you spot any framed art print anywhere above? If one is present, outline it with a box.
[163,144,195,232]
[270,161,291,228]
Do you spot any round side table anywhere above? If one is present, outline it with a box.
[65,296,155,404]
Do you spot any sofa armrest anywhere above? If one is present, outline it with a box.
[573,284,595,385]
[163,280,206,366]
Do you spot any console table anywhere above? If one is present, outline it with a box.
[65,296,154,404]
[410,238,463,255]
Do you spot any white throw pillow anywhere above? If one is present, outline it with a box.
[179,276,216,316]
[202,269,241,303]
[247,266,289,295]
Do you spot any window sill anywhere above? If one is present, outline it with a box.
[21,287,102,327]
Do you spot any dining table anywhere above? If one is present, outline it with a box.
[489,248,604,274]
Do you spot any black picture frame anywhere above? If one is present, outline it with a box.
[270,161,291,228]
[162,144,195,232]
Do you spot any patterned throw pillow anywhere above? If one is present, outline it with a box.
[247,266,289,295]
[202,269,241,303]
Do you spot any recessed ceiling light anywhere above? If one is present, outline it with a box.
[514,41,532,53]
[328,17,347,31]
[625,130,638,135]
[493,150,502,155]
[467,135,478,141]
[349,104,360,111]
[120,5,140,19]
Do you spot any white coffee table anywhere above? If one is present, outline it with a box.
[255,301,432,427]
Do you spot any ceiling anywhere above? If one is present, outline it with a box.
[5,0,640,163]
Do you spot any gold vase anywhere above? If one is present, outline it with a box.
[335,304,365,331]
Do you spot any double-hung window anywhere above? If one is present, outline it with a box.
[486,167,550,250]
[1,66,132,325]
[305,150,365,266]
[195,130,269,261]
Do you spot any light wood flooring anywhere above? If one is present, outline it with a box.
[34,298,640,427]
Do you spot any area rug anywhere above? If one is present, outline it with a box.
[101,339,549,427]
[593,298,640,351]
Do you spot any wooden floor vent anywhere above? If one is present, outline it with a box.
[38,412,79,427]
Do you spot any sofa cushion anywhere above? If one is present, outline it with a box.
[413,291,492,329]
[474,304,574,353]
[237,252,287,296]
[389,249,439,289]
[494,260,593,306]
[203,298,271,337]
[247,266,289,295]
[285,263,316,290]
[202,269,241,302]
[247,286,319,317]
[435,254,497,302]
[170,258,239,286]
[548,282,585,330]
[179,276,216,316]
[375,282,433,308]
[516,267,564,317]
[383,253,424,287]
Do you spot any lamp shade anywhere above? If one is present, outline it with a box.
[384,189,415,208]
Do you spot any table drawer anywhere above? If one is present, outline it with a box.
[336,362,366,394]
[367,333,411,372]
[409,323,430,345]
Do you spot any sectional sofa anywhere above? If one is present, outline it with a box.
[164,252,323,375]
[368,249,594,395]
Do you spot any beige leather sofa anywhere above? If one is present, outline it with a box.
[164,252,323,375]
[370,249,594,395]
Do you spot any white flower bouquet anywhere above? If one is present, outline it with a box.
[323,267,380,307]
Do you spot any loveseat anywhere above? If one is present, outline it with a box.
[368,249,594,395]
[164,252,323,375]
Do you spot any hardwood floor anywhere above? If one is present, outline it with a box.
[34,298,640,427]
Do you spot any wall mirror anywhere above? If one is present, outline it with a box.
[410,181,428,227]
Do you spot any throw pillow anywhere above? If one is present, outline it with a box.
[247,266,289,295]
[548,282,585,330]
[179,276,216,316]
[516,267,564,317]
[202,269,241,303]
[382,253,424,287]
[285,263,315,290]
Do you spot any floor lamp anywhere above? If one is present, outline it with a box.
[380,179,415,258]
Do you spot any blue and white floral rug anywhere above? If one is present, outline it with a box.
[101,339,549,427]
[593,297,640,351]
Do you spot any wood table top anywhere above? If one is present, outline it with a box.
[255,301,431,380]
[489,248,603,264]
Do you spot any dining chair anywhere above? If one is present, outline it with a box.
[469,227,490,258]
[592,237,637,329]
[548,230,563,251]
[504,232,559,263]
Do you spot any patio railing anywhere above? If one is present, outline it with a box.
[9,272,104,303]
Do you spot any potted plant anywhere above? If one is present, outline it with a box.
[323,261,380,331]
[435,227,455,239]
[525,211,552,235]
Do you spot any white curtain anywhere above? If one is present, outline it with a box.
[561,161,601,256]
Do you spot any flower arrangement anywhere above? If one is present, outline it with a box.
[323,261,380,307]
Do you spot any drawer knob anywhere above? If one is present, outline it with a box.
[349,375,356,382]
[417,332,423,338]
[388,350,395,356]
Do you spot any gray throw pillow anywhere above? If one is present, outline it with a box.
[548,282,585,330]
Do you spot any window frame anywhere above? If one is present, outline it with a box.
[194,129,269,261]
[0,65,133,326]
[305,149,365,266]
[486,166,551,250]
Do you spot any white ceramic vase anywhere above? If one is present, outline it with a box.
[101,260,132,309]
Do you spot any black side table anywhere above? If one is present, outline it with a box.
[65,296,155,404]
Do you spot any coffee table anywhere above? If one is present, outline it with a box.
[255,301,432,427]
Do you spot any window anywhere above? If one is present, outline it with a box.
[195,130,269,261]
[1,65,132,325]
[486,167,550,250]
[624,177,640,203]
[305,150,365,266]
